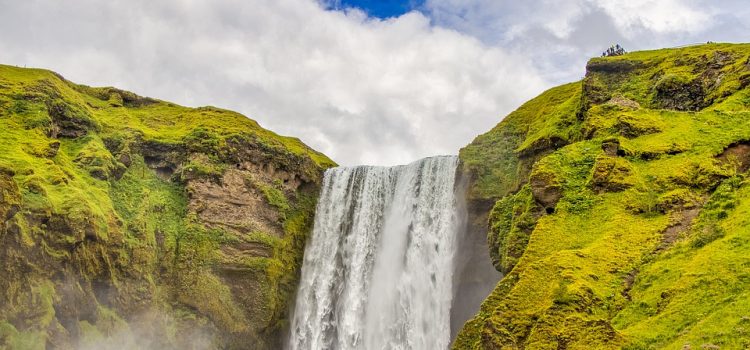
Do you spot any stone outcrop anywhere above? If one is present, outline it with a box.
[454,43,750,349]
[0,64,334,349]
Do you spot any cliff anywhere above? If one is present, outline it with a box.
[0,64,335,349]
[455,43,750,349]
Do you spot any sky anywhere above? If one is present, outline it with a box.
[0,1,748,166]
[330,0,425,18]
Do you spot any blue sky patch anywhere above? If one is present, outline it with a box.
[330,0,423,19]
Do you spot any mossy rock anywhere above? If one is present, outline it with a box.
[615,113,663,138]
[0,172,21,222]
[586,58,643,74]
[653,73,706,111]
[459,82,583,200]
[529,166,563,209]
[487,186,541,273]
[605,95,641,110]
[456,43,750,349]
[45,98,99,138]
[601,138,623,157]
[581,75,612,112]
[0,63,335,349]
[590,155,635,193]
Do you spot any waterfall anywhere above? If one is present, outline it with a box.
[288,156,461,350]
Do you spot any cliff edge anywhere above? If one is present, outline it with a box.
[0,64,335,349]
[455,43,750,349]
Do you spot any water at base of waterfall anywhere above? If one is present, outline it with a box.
[288,156,460,350]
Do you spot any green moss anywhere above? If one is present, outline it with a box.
[615,113,664,138]
[259,182,290,214]
[0,63,333,349]
[455,43,750,349]
[68,136,122,180]
[263,191,318,332]
[93,102,333,168]
[614,178,750,349]
[460,82,583,200]
[589,44,750,110]
[183,127,221,154]
[46,97,100,135]
[179,157,226,182]
[687,177,740,248]
[590,155,636,192]
[654,73,693,92]
[487,185,540,273]
[176,270,248,334]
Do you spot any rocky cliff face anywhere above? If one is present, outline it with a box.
[0,65,335,349]
[5,43,750,350]
[454,43,750,349]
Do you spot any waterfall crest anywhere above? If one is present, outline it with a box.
[288,156,460,350]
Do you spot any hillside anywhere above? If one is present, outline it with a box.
[455,43,750,349]
[0,64,334,349]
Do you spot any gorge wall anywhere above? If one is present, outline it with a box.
[3,42,750,350]
[453,43,750,349]
[0,64,334,349]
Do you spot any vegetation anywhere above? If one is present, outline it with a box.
[0,64,334,349]
[455,43,750,349]
[460,82,583,200]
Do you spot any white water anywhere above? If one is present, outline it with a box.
[288,156,461,350]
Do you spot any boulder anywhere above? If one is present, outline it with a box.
[529,167,562,209]
[590,155,634,193]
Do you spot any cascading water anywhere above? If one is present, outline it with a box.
[288,156,461,350]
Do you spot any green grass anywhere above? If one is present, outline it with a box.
[615,177,750,349]
[454,43,750,349]
[460,82,583,200]
[0,63,334,349]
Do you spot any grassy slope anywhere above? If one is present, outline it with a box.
[455,43,750,349]
[0,64,334,348]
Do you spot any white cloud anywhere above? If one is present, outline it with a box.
[425,0,589,41]
[593,0,712,36]
[425,0,715,42]
[0,0,547,166]
[3,0,746,165]
[424,0,749,83]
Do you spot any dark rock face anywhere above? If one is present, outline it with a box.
[601,138,621,157]
[450,167,502,340]
[581,75,612,113]
[46,99,97,138]
[139,140,186,180]
[133,139,323,349]
[487,185,542,274]
[653,51,739,111]
[586,59,642,74]
[517,135,568,159]
[529,168,562,210]
[653,74,707,111]
[717,141,750,173]
[189,165,285,238]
